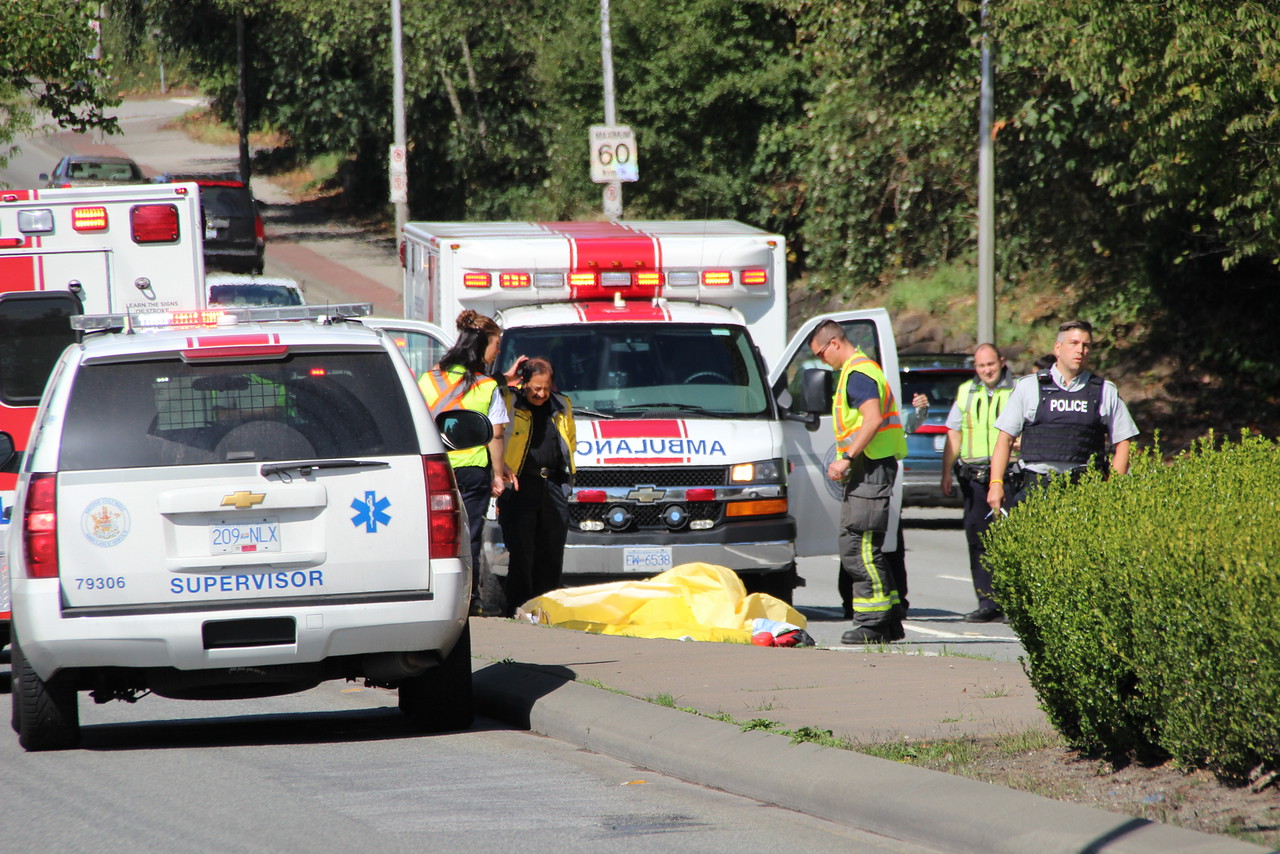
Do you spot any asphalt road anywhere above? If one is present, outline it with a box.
[0,653,941,854]
[796,507,1024,662]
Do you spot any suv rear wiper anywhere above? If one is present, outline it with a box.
[261,459,389,478]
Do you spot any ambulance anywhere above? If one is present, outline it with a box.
[0,182,206,645]
[369,220,903,607]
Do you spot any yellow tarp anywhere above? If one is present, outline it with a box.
[518,562,806,642]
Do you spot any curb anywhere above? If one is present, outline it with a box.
[473,661,1269,854]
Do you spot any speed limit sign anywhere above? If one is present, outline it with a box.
[589,125,638,183]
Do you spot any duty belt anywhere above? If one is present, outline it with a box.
[953,461,992,484]
[956,461,1025,488]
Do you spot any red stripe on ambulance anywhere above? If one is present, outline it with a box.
[587,419,691,464]
[539,221,661,301]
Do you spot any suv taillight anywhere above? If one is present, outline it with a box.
[23,474,59,578]
[131,203,180,244]
[423,455,463,557]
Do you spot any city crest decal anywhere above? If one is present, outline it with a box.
[82,498,131,547]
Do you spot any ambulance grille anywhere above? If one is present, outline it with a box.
[573,467,728,489]
[570,501,723,531]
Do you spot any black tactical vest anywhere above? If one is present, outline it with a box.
[1019,371,1108,467]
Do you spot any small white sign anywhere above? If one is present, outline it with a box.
[389,145,408,204]
[590,125,639,184]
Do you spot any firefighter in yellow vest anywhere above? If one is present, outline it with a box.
[497,357,576,616]
[810,320,908,644]
[940,343,1015,623]
[419,310,512,616]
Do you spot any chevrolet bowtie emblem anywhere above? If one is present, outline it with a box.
[626,486,666,503]
[221,491,266,510]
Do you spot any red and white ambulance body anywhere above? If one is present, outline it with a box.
[375,220,903,605]
[0,182,206,642]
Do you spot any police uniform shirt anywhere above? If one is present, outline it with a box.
[993,365,1138,474]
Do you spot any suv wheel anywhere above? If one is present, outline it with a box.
[398,623,474,733]
[12,638,81,751]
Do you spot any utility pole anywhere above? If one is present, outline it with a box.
[599,0,622,218]
[976,0,995,345]
[389,0,409,239]
[236,13,251,184]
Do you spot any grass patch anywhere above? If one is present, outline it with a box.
[995,728,1065,756]
[163,108,285,150]
[577,677,627,696]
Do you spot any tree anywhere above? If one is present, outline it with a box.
[0,0,122,169]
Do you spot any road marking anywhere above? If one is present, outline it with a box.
[905,623,1019,641]
[938,574,971,583]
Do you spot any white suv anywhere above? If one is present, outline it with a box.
[2,305,490,750]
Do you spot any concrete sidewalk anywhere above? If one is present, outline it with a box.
[470,618,1266,854]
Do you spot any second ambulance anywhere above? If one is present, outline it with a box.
[373,220,903,604]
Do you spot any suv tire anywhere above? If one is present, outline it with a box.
[13,638,81,751]
[399,623,474,733]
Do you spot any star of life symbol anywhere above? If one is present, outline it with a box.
[351,490,391,532]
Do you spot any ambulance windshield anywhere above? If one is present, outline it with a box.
[496,323,771,419]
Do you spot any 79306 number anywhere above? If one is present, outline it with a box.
[74,576,127,590]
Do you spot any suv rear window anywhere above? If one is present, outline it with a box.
[58,351,418,470]
[200,185,255,217]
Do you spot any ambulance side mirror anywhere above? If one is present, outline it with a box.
[798,368,833,414]
[780,368,831,431]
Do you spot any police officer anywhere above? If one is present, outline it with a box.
[987,321,1138,515]
[940,343,1015,622]
[810,320,908,644]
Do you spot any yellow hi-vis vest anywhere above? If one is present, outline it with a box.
[419,366,497,469]
[954,378,1012,464]
[833,352,908,461]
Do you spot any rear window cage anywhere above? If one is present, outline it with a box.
[57,351,419,470]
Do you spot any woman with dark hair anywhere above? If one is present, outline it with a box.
[419,310,513,616]
[497,357,575,615]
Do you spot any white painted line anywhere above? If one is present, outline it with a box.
[937,574,971,583]
[905,623,1019,642]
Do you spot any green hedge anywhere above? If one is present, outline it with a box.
[983,434,1280,780]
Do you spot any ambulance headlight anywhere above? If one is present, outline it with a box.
[730,459,784,484]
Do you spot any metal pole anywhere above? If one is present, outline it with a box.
[236,13,251,184]
[976,0,995,345]
[391,0,408,239]
[599,0,622,218]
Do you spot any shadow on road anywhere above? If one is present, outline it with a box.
[78,704,512,752]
